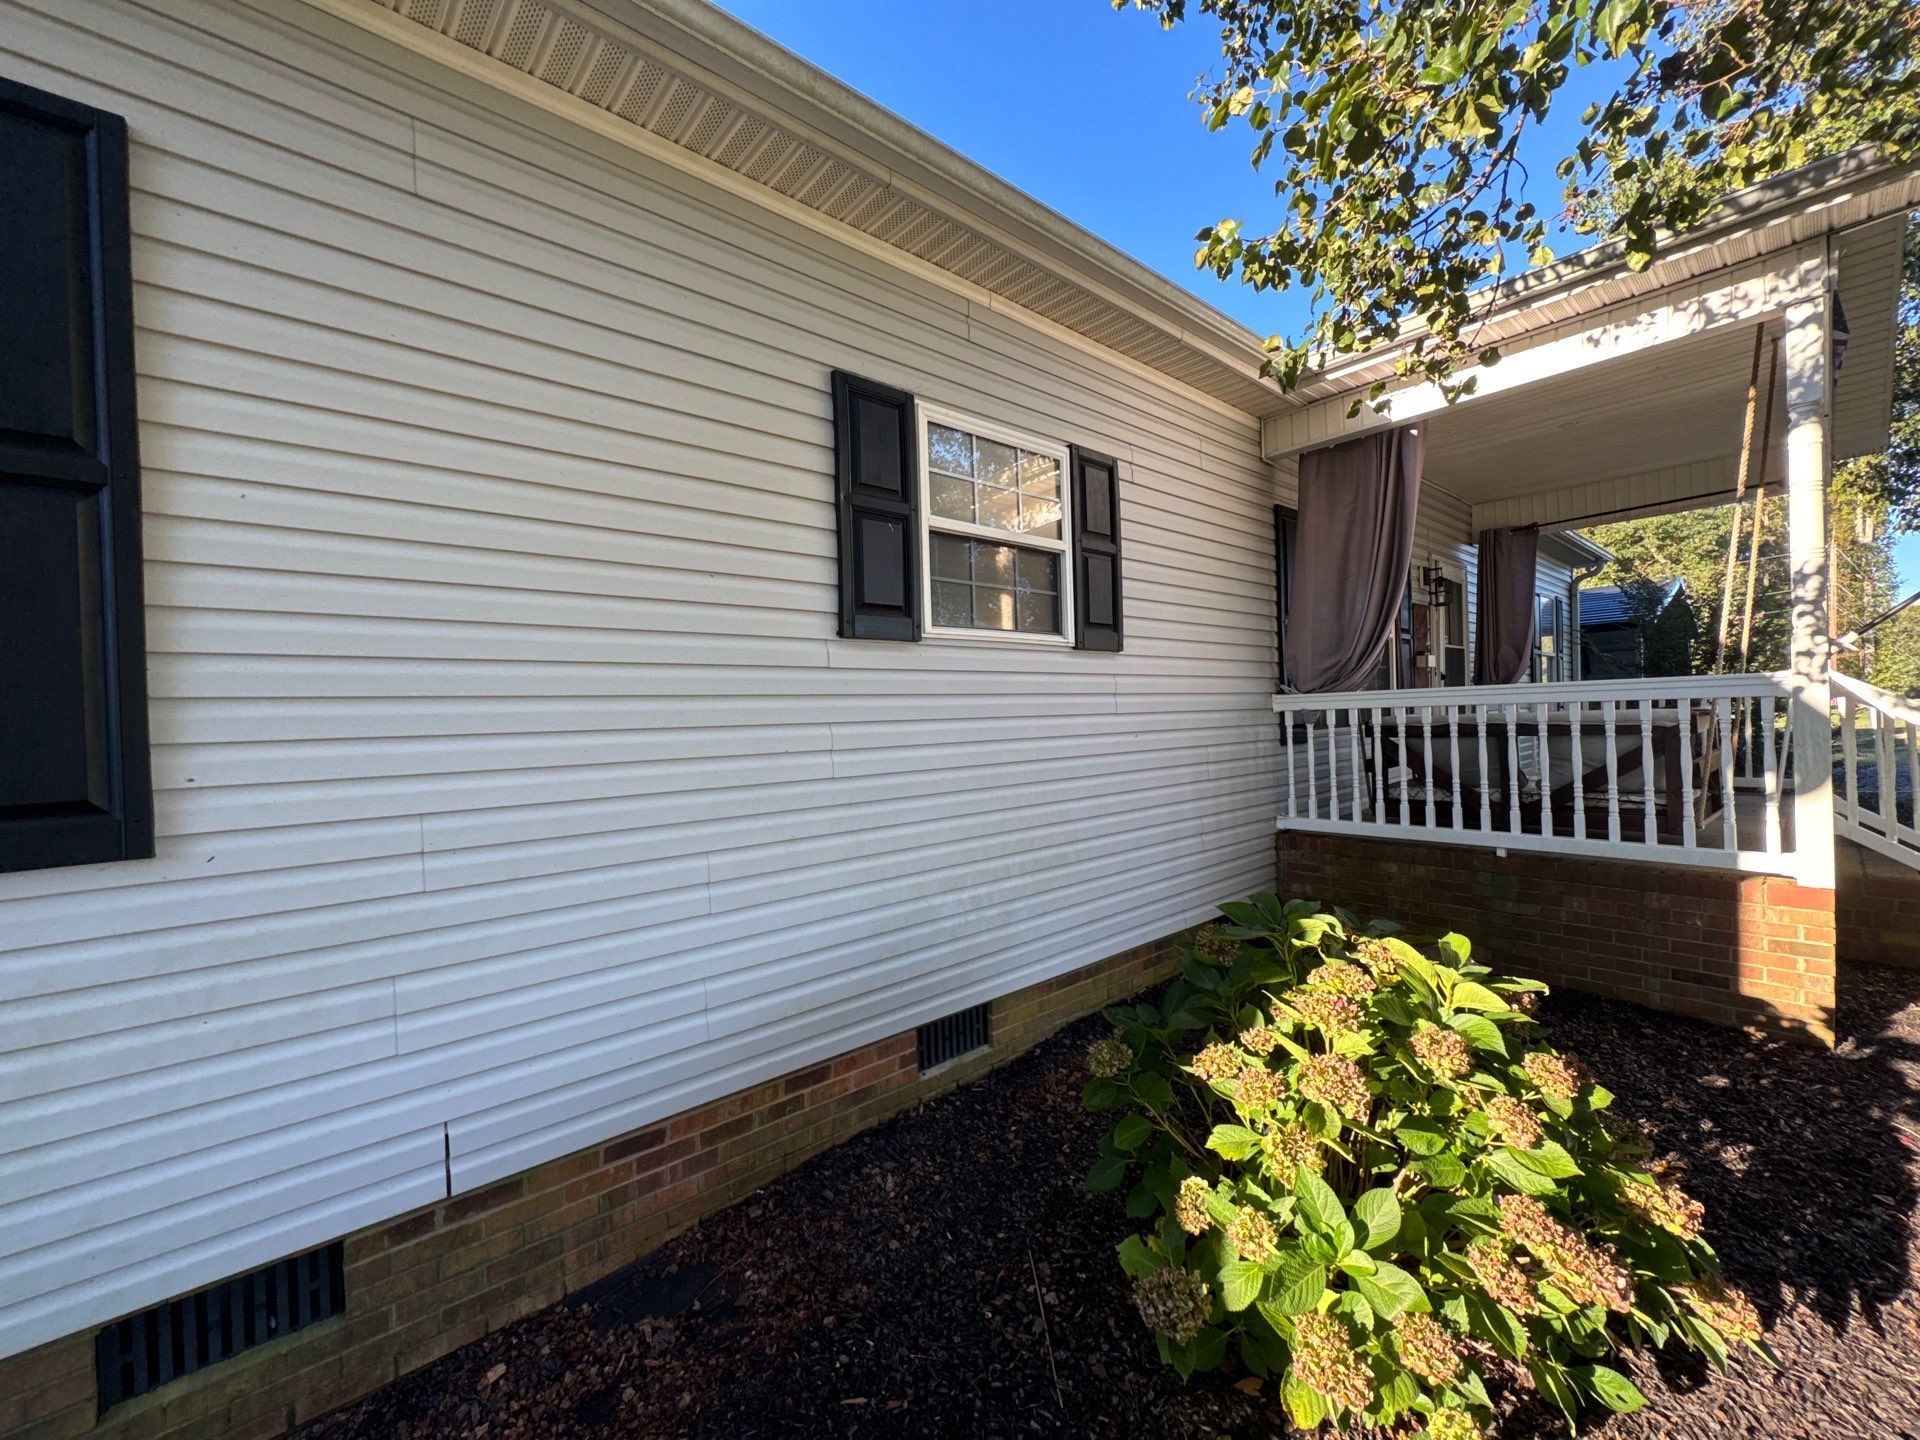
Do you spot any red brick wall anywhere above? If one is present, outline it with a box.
[0,940,1179,1440]
[1279,833,1836,1043]
[1836,837,1920,969]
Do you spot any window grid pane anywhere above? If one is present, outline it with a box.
[926,422,1062,539]
[927,534,1060,636]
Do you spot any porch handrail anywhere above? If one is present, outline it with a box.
[1271,672,1794,714]
[1830,670,1920,866]
[1272,672,1802,877]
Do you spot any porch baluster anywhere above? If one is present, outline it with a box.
[1677,696,1697,849]
[1639,699,1657,844]
[1841,692,1858,826]
[1762,695,1783,853]
[1907,716,1920,845]
[1305,714,1318,821]
[1714,697,1736,852]
[1397,705,1411,827]
[1877,698,1899,835]
[1505,702,1522,834]
[1476,709,1492,832]
[1570,701,1586,840]
[1421,705,1436,827]
[1348,707,1364,824]
[1602,699,1621,843]
[1535,699,1552,838]
[1372,706,1387,822]
[1447,705,1464,831]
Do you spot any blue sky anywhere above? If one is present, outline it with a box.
[712,2,1918,592]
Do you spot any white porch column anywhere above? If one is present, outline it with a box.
[1783,288,1835,888]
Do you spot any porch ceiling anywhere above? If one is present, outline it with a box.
[1419,322,1788,511]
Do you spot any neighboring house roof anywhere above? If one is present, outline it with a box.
[1580,580,1687,629]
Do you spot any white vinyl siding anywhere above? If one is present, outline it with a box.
[0,0,1282,1357]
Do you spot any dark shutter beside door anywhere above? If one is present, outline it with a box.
[1070,446,1122,651]
[0,76,151,873]
[831,370,920,641]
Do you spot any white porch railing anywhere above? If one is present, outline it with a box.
[1273,673,1802,875]
[1832,671,1920,865]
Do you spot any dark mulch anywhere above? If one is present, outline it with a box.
[296,964,1920,1440]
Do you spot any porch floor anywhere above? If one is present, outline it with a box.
[293,968,1920,1439]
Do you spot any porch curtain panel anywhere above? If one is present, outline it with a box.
[1284,427,1426,695]
[1473,524,1540,685]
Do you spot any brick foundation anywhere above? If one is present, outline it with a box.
[0,939,1179,1440]
[1279,832,1836,1043]
[1836,837,1920,969]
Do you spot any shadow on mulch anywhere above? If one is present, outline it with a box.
[295,965,1920,1440]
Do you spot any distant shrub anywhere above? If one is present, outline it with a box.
[1083,895,1768,1436]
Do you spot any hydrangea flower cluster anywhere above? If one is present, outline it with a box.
[1308,959,1377,996]
[1498,1194,1633,1313]
[1261,1122,1322,1178]
[1290,1313,1373,1413]
[1189,1042,1241,1082]
[1237,1023,1282,1056]
[1466,1237,1540,1316]
[1622,1175,1706,1239]
[1410,1024,1472,1080]
[1296,1053,1370,1118]
[1679,1274,1763,1345]
[1174,1176,1213,1236]
[1354,936,1401,980]
[1485,1095,1546,1149]
[1291,989,1364,1034]
[1391,1312,1462,1387]
[1085,1033,1131,1079]
[1520,1049,1586,1100]
[1427,1408,1483,1440]
[1225,1205,1278,1263]
[1233,1064,1285,1110]
[1131,1266,1211,1345]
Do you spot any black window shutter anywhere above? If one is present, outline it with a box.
[831,370,920,641]
[1070,446,1123,651]
[0,76,152,873]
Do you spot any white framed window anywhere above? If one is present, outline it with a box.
[917,403,1074,644]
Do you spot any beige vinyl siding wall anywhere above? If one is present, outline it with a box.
[0,0,1282,1358]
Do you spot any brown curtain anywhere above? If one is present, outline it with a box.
[1284,427,1425,695]
[1474,525,1539,685]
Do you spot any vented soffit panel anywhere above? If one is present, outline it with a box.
[358,0,1287,419]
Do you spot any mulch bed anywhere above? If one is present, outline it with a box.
[296,963,1920,1440]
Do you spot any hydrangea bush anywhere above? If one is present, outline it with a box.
[1083,895,1769,1437]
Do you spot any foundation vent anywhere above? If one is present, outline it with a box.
[916,1003,991,1071]
[95,1243,346,1412]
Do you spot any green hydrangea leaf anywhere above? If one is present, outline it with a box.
[1481,1146,1559,1195]
[1293,1166,1347,1233]
[1393,1119,1447,1155]
[1281,1370,1327,1429]
[1449,980,1509,1012]
[1087,1153,1130,1192]
[1117,1235,1157,1278]
[1415,1151,1467,1189]
[1219,1258,1266,1312]
[1114,1115,1153,1151]
[1448,1013,1508,1054]
[1579,1363,1649,1413]
[1267,1260,1328,1317]
[1353,1187,1403,1248]
[1514,1139,1583,1179]
[1353,1259,1427,1318]
[1207,1124,1261,1160]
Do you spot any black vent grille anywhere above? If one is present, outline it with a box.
[916,1003,991,1070]
[95,1243,345,1412]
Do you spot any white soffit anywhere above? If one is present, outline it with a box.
[346,0,1284,416]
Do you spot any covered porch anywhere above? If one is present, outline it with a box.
[1266,156,1919,895]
